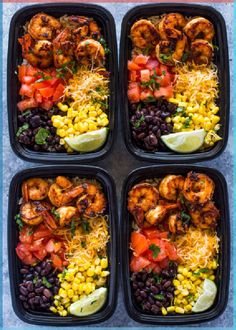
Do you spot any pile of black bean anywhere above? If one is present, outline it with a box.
[131,263,177,314]
[17,108,66,152]
[130,99,177,151]
[19,261,59,311]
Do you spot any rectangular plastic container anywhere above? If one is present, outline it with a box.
[8,165,118,325]
[121,165,230,324]
[8,3,118,163]
[120,4,229,163]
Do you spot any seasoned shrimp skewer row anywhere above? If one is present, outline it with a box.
[28,13,61,40]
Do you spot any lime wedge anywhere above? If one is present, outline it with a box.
[161,129,206,153]
[69,287,107,316]
[192,279,217,313]
[65,128,108,153]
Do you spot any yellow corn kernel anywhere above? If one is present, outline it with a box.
[89,111,97,117]
[101,118,109,127]
[185,304,192,312]
[57,129,66,138]
[94,258,101,266]
[195,280,202,286]
[167,306,175,313]
[62,297,70,305]
[173,279,180,287]
[72,295,79,303]
[182,289,189,296]
[94,266,102,275]
[174,290,180,295]
[182,268,189,276]
[100,258,108,269]
[177,294,184,300]
[161,307,167,315]
[57,103,68,112]
[177,274,184,281]
[72,283,79,292]
[87,268,95,277]
[177,285,183,291]
[172,116,181,123]
[175,306,185,314]
[169,98,179,104]
[165,117,171,123]
[50,306,57,313]
[67,289,74,298]
[101,271,110,277]
[54,300,59,307]
[209,275,215,281]
[86,277,92,283]
[177,265,184,274]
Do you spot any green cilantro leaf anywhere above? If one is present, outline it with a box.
[35,128,50,145]
[71,218,76,238]
[42,276,52,288]
[15,214,24,231]
[82,220,90,234]
[154,294,165,300]
[180,211,191,224]
[16,123,29,137]
[149,244,161,259]
[51,207,60,220]
[133,115,145,128]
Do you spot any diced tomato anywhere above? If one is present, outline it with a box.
[159,72,171,87]
[140,69,150,83]
[33,248,47,261]
[128,60,142,71]
[33,224,52,240]
[29,238,44,252]
[145,58,159,70]
[144,261,156,272]
[128,82,140,103]
[17,98,38,112]
[35,91,43,103]
[52,83,65,102]
[26,65,39,77]
[38,87,55,98]
[49,77,60,87]
[19,226,33,244]
[140,89,153,101]
[153,263,162,274]
[19,84,35,98]
[53,242,62,253]
[146,238,167,262]
[16,243,36,265]
[45,239,55,253]
[33,80,51,90]
[40,99,54,111]
[18,65,28,83]
[164,241,179,261]
[51,253,63,270]
[159,257,169,269]
[142,228,168,239]
[134,54,149,65]
[130,255,150,272]
[154,86,173,99]
[129,70,138,82]
[22,76,37,84]
[130,231,149,256]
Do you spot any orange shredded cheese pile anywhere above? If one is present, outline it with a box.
[55,216,109,264]
[175,226,219,269]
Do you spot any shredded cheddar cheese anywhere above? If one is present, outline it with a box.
[64,67,109,109]
[175,226,219,269]
[55,215,109,263]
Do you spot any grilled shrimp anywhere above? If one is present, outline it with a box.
[145,203,179,225]
[53,28,75,68]
[56,206,78,227]
[189,201,219,229]
[159,175,185,201]
[19,34,53,68]
[76,183,106,218]
[48,176,84,207]
[28,13,61,40]
[69,16,101,41]
[20,201,49,226]
[159,13,187,40]
[128,183,159,227]
[22,178,49,202]
[190,39,213,65]
[130,19,159,49]
[75,39,105,66]
[168,213,188,234]
[183,17,214,42]
[156,35,187,66]
[183,171,215,204]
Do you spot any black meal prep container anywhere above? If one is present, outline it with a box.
[121,165,230,324]
[7,3,118,163]
[8,165,118,325]
[120,4,229,163]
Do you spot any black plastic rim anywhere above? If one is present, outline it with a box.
[8,165,118,325]
[7,3,118,163]
[120,4,230,163]
[121,165,230,324]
